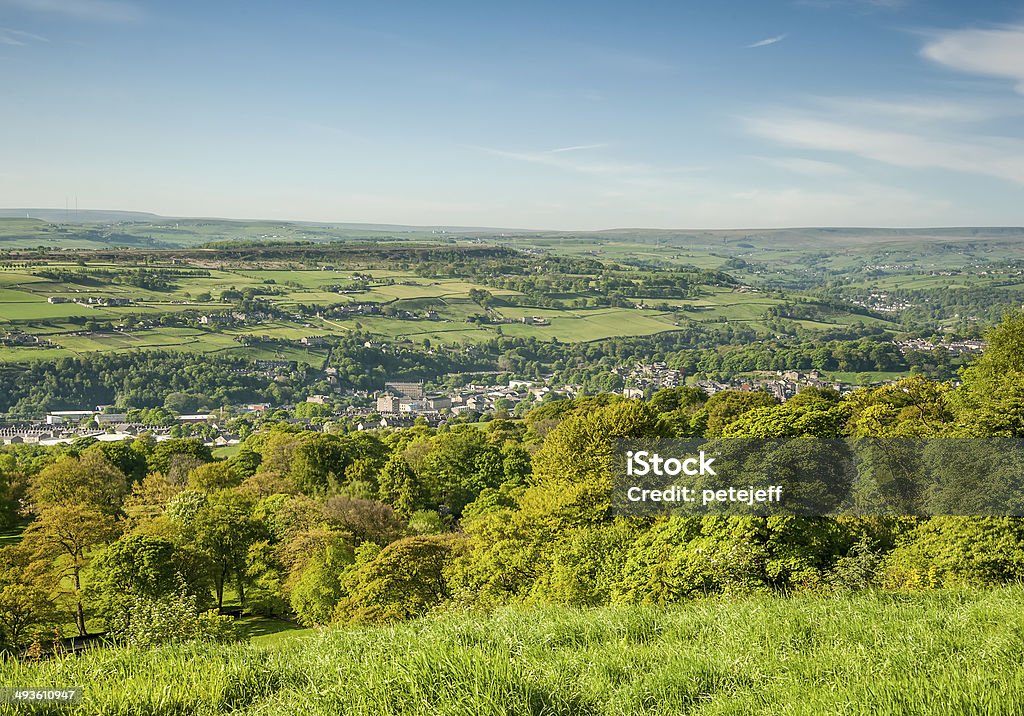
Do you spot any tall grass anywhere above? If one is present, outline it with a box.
[3,588,1023,715]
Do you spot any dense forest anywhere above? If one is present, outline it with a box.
[2,312,1024,654]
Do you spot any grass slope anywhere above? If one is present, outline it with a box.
[4,589,1023,715]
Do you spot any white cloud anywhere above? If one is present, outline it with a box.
[741,23,1024,193]
[922,25,1024,93]
[0,0,142,23]
[795,0,908,10]
[745,114,1024,183]
[548,143,608,153]
[472,144,658,177]
[0,26,47,44]
[748,34,787,48]
[817,96,1008,122]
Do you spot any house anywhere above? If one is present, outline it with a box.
[254,359,296,371]
[47,296,69,304]
[385,381,424,399]
[300,335,326,347]
[199,314,230,325]
[46,410,95,424]
[178,414,215,423]
[95,413,129,425]
[426,396,451,410]
[376,394,403,413]
[379,415,417,429]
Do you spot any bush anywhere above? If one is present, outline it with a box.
[110,587,239,648]
[881,517,1024,589]
[335,535,465,624]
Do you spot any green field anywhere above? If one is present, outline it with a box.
[2,219,1023,365]
[4,589,1022,715]
[0,262,824,360]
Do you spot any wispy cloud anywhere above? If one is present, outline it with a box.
[468,143,705,200]
[795,0,909,11]
[748,34,787,48]
[548,143,608,154]
[473,144,653,176]
[0,26,47,45]
[922,25,1024,94]
[817,96,1011,122]
[742,23,1024,187]
[755,156,851,176]
[745,114,1024,183]
[0,0,142,23]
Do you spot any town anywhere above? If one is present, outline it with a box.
[0,358,882,447]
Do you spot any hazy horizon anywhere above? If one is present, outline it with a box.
[5,206,1024,234]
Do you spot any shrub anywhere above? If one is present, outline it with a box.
[110,587,239,648]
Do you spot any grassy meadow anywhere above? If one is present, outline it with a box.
[0,262,811,362]
[3,588,1023,715]
[0,260,884,341]
[3,220,1023,368]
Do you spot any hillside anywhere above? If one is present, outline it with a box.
[4,589,1022,715]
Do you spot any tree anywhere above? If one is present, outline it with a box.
[0,544,58,653]
[0,461,21,530]
[188,461,241,492]
[881,517,1024,589]
[323,496,405,546]
[289,534,355,626]
[228,446,262,479]
[22,504,120,636]
[335,535,464,624]
[294,402,332,419]
[21,452,127,636]
[149,438,213,476]
[122,472,185,527]
[419,428,505,516]
[109,587,238,648]
[450,401,668,605]
[91,440,149,483]
[87,534,206,629]
[27,451,127,510]
[954,311,1024,436]
[185,494,265,610]
[243,540,289,616]
[378,453,421,518]
[697,390,778,437]
[500,443,532,486]
[650,386,707,437]
[289,434,349,495]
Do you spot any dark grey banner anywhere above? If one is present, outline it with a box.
[612,439,1024,517]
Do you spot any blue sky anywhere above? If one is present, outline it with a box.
[1,0,1023,229]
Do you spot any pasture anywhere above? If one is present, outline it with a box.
[4,223,1020,363]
